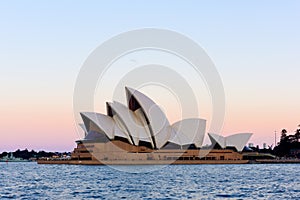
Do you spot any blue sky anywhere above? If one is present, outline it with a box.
[0,1,299,151]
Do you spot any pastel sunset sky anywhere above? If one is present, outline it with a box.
[0,1,299,151]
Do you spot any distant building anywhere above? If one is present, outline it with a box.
[290,149,300,158]
[263,143,267,149]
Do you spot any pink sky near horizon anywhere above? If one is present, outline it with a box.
[1,87,299,152]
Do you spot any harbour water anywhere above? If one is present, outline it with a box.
[0,162,299,199]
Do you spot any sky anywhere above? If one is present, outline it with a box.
[0,1,299,151]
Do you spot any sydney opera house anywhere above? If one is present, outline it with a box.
[46,87,252,165]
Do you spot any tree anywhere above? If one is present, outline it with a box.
[295,126,300,142]
[280,129,287,143]
[274,126,300,157]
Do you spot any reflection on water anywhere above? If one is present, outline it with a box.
[0,163,299,199]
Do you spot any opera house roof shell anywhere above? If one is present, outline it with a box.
[208,133,253,152]
[79,87,252,151]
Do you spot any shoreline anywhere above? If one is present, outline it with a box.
[37,159,300,165]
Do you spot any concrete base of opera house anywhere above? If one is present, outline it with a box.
[37,140,251,165]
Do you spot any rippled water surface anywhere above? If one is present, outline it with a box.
[0,163,299,199]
